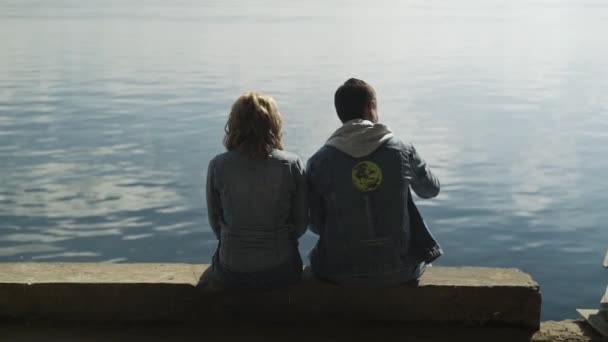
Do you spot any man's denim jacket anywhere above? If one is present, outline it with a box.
[307,137,442,285]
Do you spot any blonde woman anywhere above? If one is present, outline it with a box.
[204,92,308,289]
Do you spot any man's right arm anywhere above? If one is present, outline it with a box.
[408,145,440,199]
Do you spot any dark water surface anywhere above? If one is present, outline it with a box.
[1,0,607,320]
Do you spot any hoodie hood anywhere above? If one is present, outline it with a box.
[325,119,394,158]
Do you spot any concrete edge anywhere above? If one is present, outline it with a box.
[0,263,541,329]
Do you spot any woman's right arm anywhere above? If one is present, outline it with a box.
[206,159,222,239]
[291,158,309,238]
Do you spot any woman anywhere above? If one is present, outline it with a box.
[204,92,308,289]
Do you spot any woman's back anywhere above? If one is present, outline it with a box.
[207,149,307,272]
[205,91,308,289]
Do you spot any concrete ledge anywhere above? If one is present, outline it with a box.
[4,320,598,342]
[0,263,541,328]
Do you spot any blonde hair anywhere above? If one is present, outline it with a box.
[223,92,284,159]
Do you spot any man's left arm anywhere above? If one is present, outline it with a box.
[307,158,325,235]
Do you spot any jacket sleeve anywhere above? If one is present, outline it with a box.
[408,145,440,199]
[206,159,222,239]
[306,157,325,235]
[291,157,309,238]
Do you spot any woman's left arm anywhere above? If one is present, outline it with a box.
[206,159,222,240]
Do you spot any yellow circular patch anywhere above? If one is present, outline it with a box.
[352,161,383,192]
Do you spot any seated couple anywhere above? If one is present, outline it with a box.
[204,78,442,289]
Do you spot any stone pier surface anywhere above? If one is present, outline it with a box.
[0,263,540,328]
[3,320,607,342]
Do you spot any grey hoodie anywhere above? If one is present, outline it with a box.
[325,119,394,158]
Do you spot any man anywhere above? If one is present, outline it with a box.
[307,78,442,285]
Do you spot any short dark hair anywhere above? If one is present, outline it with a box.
[334,78,376,123]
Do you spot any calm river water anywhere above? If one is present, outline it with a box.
[1,0,607,320]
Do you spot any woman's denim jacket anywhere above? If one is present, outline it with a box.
[306,137,442,285]
[206,149,308,288]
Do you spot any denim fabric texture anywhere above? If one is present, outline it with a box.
[210,243,302,289]
[206,149,308,288]
[307,136,442,285]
